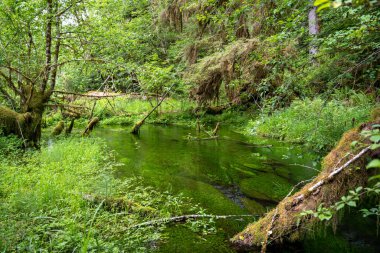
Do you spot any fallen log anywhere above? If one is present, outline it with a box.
[83,117,99,136]
[231,120,379,252]
[130,83,176,134]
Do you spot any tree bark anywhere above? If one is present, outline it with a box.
[231,121,378,251]
[308,1,320,57]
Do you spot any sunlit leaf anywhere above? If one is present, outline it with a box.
[367,159,380,169]
[317,2,331,12]
[314,0,330,7]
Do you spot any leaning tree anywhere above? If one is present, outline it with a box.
[0,0,87,146]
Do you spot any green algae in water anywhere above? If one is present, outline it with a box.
[93,125,375,252]
[239,173,293,201]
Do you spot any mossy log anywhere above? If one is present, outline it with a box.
[83,117,99,135]
[205,105,226,115]
[0,106,32,136]
[130,83,176,135]
[52,121,64,136]
[231,121,379,252]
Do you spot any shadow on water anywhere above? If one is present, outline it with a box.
[94,124,378,253]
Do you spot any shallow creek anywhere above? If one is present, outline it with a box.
[94,125,377,253]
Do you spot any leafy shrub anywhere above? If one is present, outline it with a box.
[248,96,374,151]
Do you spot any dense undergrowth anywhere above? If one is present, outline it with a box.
[0,136,207,252]
[247,94,375,152]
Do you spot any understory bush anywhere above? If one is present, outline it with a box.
[247,96,374,152]
[0,137,200,252]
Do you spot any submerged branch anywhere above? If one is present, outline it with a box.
[130,214,258,229]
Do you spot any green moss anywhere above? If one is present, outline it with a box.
[52,121,64,136]
[239,173,292,201]
[241,198,266,215]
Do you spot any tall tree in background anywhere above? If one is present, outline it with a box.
[0,0,85,146]
[309,0,320,57]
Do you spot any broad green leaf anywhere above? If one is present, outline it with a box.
[370,135,380,143]
[317,2,331,11]
[336,203,345,210]
[367,159,380,169]
[314,0,330,7]
[369,174,380,181]
[370,143,380,150]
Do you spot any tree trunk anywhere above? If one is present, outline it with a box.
[231,120,378,251]
[0,86,50,147]
[308,1,320,57]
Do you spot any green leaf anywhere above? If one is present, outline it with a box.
[369,174,380,181]
[347,201,356,207]
[317,2,331,11]
[367,159,380,169]
[314,0,330,6]
[370,135,380,143]
[350,141,358,148]
[336,203,345,210]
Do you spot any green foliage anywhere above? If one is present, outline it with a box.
[0,137,206,252]
[300,126,380,233]
[248,96,373,151]
[0,132,22,161]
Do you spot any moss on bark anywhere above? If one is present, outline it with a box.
[52,121,65,136]
[231,120,378,251]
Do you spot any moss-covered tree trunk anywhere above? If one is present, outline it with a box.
[231,120,379,252]
[0,86,50,147]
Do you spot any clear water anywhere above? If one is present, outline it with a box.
[94,124,377,253]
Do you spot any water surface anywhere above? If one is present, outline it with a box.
[94,125,376,253]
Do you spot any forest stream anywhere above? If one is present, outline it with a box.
[93,125,379,253]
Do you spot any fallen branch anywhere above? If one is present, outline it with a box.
[83,117,99,136]
[130,214,258,229]
[187,136,219,141]
[45,103,89,109]
[293,146,370,204]
[130,83,176,134]
[53,90,123,98]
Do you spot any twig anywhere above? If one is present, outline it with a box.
[130,214,258,229]
[289,163,320,173]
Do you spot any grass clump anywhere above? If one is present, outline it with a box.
[0,137,196,252]
[247,96,374,151]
